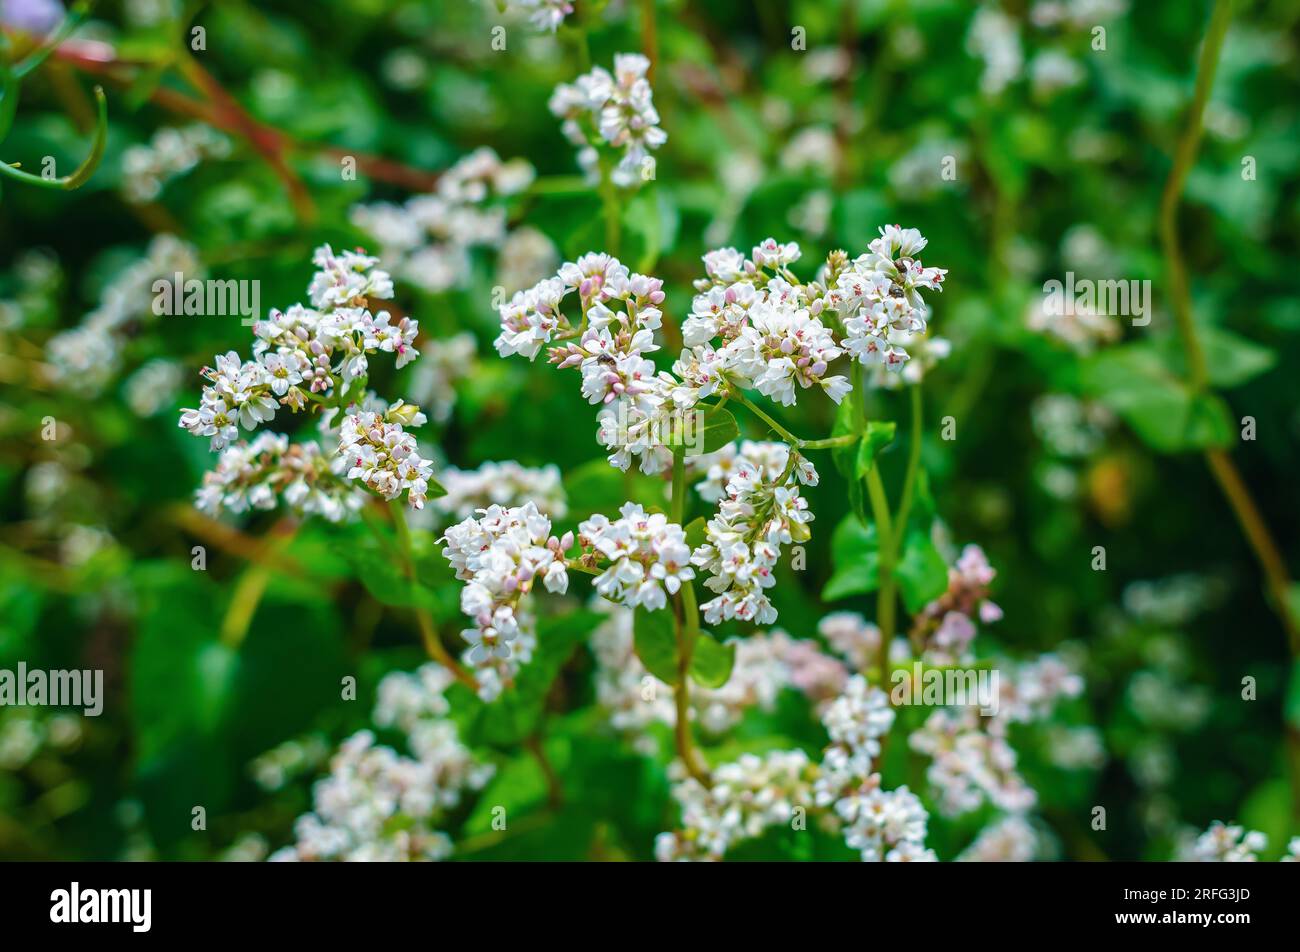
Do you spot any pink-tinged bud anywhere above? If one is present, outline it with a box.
[557,354,583,369]
[780,338,795,355]
[650,290,666,304]
[560,531,574,551]
[811,360,827,376]
[503,576,518,593]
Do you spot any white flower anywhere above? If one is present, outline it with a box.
[1180,822,1268,862]
[550,54,666,188]
[440,503,571,680]
[338,411,435,509]
[578,503,694,611]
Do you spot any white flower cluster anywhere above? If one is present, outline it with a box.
[814,677,936,862]
[501,0,573,32]
[180,245,406,451]
[910,543,1003,665]
[179,245,438,516]
[655,751,816,861]
[589,606,845,747]
[956,814,1043,862]
[250,734,330,792]
[120,124,230,203]
[433,460,567,523]
[269,664,492,862]
[350,147,535,294]
[339,409,435,509]
[440,503,569,681]
[1179,822,1267,862]
[47,235,200,394]
[550,53,666,188]
[657,676,935,862]
[684,241,852,407]
[691,444,817,626]
[577,502,694,611]
[123,358,183,417]
[966,6,1022,96]
[829,226,947,374]
[909,707,1036,816]
[195,431,364,523]
[498,253,683,474]
[909,654,1084,816]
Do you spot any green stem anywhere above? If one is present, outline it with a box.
[0,84,106,190]
[728,382,803,446]
[894,384,923,538]
[855,361,897,684]
[670,446,711,786]
[598,157,621,255]
[1159,0,1232,395]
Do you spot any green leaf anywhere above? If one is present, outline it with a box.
[689,632,735,688]
[830,393,861,477]
[684,516,708,549]
[632,606,679,685]
[694,405,740,455]
[564,457,631,516]
[855,421,897,478]
[894,530,949,613]
[1080,344,1233,452]
[1158,326,1277,390]
[822,515,880,600]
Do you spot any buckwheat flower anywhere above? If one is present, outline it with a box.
[723,301,848,406]
[270,702,492,863]
[818,612,884,671]
[1179,822,1267,862]
[121,124,230,204]
[403,332,477,424]
[550,54,666,188]
[352,148,535,294]
[751,238,802,270]
[910,543,1001,665]
[691,446,817,625]
[700,247,750,284]
[338,411,435,509]
[440,503,570,677]
[195,433,364,522]
[656,750,816,861]
[834,773,937,862]
[813,676,895,812]
[957,815,1043,862]
[996,653,1084,723]
[123,358,182,417]
[308,245,394,309]
[909,707,1036,816]
[967,5,1023,96]
[47,234,201,394]
[504,0,574,32]
[434,460,567,524]
[589,604,677,746]
[494,276,573,359]
[578,503,694,611]
[497,226,560,294]
[1282,837,1300,862]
